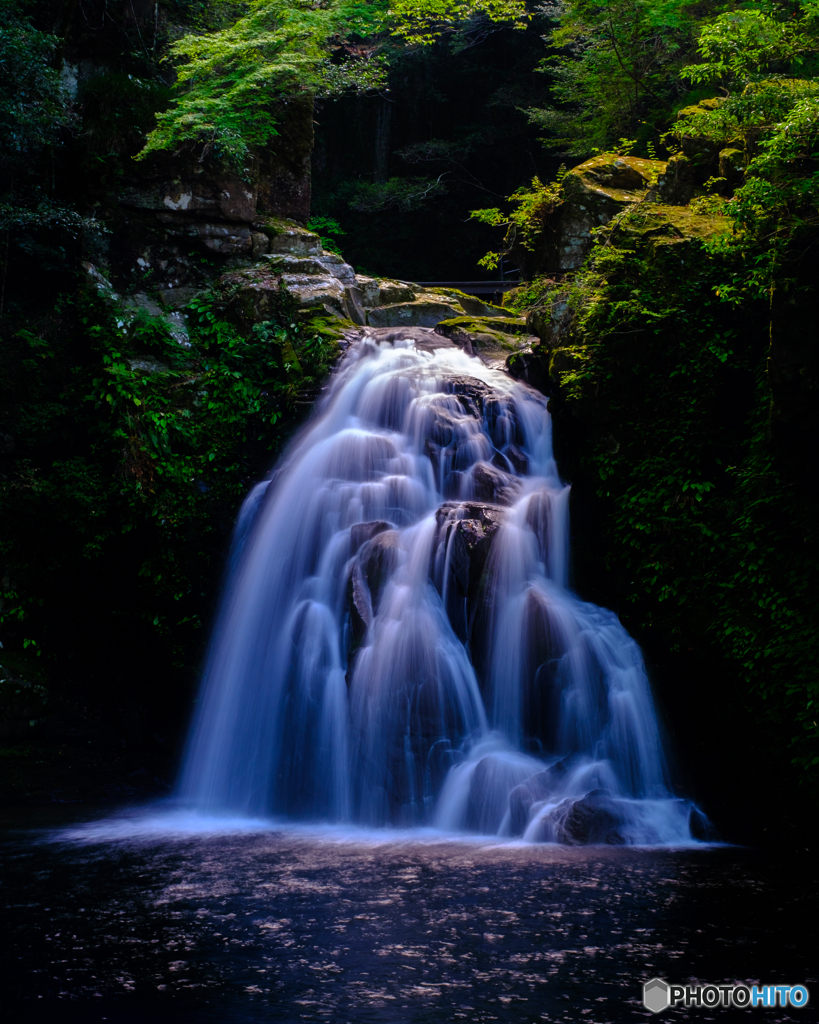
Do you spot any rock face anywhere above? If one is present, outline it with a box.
[110,98,315,292]
[516,155,667,275]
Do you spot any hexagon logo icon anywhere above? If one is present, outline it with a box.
[643,978,670,1014]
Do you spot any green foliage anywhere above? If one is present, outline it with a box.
[550,210,819,781]
[347,175,449,212]
[387,0,529,47]
[668,2,819,301]
[471,175,562,269]
[681,6,819,86]
[139,0,389,166]
[528,0,699,155]
[307,215,346,255]
[0,287,339,673]
[139,0,531,166]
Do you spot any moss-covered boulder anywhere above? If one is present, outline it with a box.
[519,154,666,275]
[719,147,745,185]
[611,203,730,252]
[258,218,323,257]
[424,287,517,319]
[376,280,418,305]
[434,315,536,363]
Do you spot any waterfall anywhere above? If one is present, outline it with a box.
[178,334,703,844]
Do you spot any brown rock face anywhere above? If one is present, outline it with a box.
[111,100,314,289]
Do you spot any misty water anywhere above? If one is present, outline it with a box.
[4,334,816,1023]
[180,332,701,843]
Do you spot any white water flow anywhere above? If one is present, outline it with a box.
[179,337,703,844]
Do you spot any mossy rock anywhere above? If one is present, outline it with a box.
[612,204,730,249]
[436,315,529,336]
[719,148,745,183]
[435,316,536,361]
[376,280,418,305]
[564,154,666,204]
[258,218,323,256]
[534,154,668,274]
[424,287,517,319]
[367,299,463,328]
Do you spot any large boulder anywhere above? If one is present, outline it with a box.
[552,154,666,272]
[434,315,535,363]
[529,789,627,844]
[609,203,730,253]
[367,299,464,328]
[508,154,665,276]
[508,757,572,835]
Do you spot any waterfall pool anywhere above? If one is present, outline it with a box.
[2,806,815,1023]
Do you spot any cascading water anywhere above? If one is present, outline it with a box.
[178,331,704,844]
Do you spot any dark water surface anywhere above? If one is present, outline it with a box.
[1,807,816,1024]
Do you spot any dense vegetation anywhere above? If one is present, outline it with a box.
[0,0,817,835]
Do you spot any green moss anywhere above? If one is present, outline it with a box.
[436,314,529,335]
[614,204,731,247]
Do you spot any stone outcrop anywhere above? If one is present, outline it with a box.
[434,315,536,363]
[109,96,315,294]
[513,155,666,276]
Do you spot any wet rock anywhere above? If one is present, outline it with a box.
[442,375,496,416]
[368,299,464,329]
[435,502,505,637]
[468,461,521,505]
[348,562,373,652]
[508,757,571,835]
[358,530,401,610]
[532,789,627,845]
[434,316,534,363]
[350,521,392,554]
[506,349,552,394]
[363,326,458,351]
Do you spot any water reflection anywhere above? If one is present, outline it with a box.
[1,809,815,1023]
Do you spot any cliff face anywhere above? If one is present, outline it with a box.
[503,150,819,845]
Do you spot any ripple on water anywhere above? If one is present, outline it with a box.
[1,809,816,1024]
